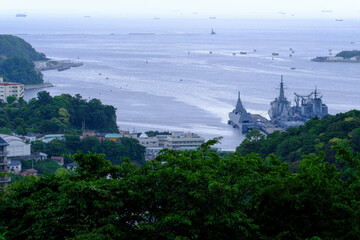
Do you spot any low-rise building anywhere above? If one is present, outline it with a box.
[8,159,22,174]
[156,135,169,148]
[0,77,24,102]
[42,134,64,143]
[66,162,77,170]
[139,137,159,148]
[51,156,64,166]
[20,168,38,177]
[164,132,205,150]
[82,131,95,139]
[105,133,123,143]
[145,147,163,161]
[0,134,31,158]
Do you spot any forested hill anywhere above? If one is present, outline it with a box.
[335,50,360,58]
[0,91,119,134]
[0,35,46,84]
[0,35,47,61]
[237,110,360,170]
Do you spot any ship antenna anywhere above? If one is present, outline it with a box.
[238,91,240,100]
[279,75,286,101]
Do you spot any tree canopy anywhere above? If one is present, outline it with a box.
[236,110,360,170]
[1,140,360,239]
[0,35,47,61]
[0,91,119,134]
[0,35,47,84]
[335,50,360,58]
[0,56,43,84]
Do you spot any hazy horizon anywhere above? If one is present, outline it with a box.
[1,0,360,19]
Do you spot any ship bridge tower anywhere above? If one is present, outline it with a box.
[269,75,291,121]
[234,91,246,114]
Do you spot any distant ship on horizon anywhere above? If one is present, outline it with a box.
[211,29,216,34]
[16,13,27,17]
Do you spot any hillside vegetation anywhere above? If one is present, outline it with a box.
[0,35,47,61]
[335,50,360,58]
[237,110,360,170]
[1,140,360,239]
[0,34,46,84]
[0,91,119,134]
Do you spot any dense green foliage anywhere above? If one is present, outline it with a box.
[0,56,43,84]
[237,110,360,169]
[0,35,47,84]
[20,159,65,175]
[0,91,118,134]
[335,50,360,58]
[1,140,360,239]
[31,134,146,165]
[0,35,47,61]
[145,130,171,137]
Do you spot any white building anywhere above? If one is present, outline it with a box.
[164,132,205,150]
[0,77,24,102]
[139,137,159,148]
[42,134,64,143]
[9,159,22,175]
[0,134,31,158]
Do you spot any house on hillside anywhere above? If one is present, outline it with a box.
[8,159,21,174]
[105,133,123,143]
[66,162,77,170]
[51,156,64,166]
[21,168,38,177]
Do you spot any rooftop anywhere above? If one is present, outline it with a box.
[0,137,9,147]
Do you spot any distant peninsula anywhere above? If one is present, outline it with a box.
[312,50,360,62]
[0,35,82,85]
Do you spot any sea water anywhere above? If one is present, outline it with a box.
[1,17,360,150]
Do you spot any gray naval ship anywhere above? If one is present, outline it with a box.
[228,92,260,133]
[228,75,328,133]
[269,75,328,129]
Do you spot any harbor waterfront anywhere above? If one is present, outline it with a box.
[11,18,360,150]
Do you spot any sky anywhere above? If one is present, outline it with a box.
[1,0,360,19]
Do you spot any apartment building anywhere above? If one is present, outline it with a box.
[0,77,24,102]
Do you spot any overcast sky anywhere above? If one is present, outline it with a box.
[1,0,360,18]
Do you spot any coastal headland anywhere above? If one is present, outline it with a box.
[34,60,84,72]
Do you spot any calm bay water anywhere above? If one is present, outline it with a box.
[1,17,360,150]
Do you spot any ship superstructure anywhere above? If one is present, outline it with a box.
[268,76,328,129]
[228,92,259,133]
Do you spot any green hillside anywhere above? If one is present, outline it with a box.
[0,35,46,84]
[0,35,47,61]
[237,110,360,170]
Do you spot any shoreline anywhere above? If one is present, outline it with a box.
[24,83,54,90]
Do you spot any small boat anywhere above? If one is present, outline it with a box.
[291,67,296,70]
[16,13,27,17]
[209,51,212,54]
[211,29,216,34]
[272,53,279,56]
[232,53,236,56]
[240,52,247,55]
